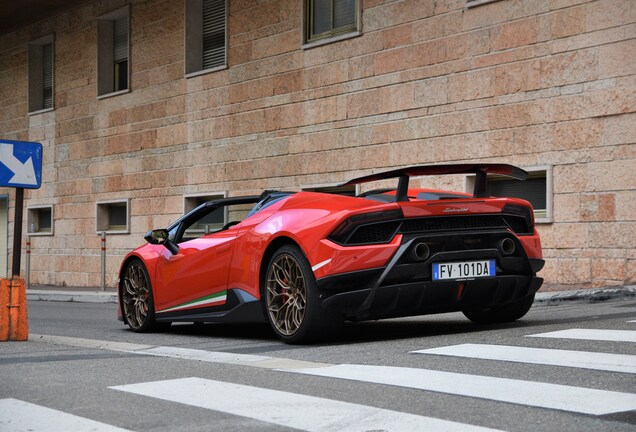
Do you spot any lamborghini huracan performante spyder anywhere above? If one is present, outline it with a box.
[118,164,544,343]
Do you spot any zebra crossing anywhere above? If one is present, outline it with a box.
[0,398,132,432]
[4,320,635,431]
[526,328,636,343]
[411,344,636,373]
[110,377,503,432]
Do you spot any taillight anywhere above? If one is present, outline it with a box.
[502,204,534,235]
[328,209,403,245]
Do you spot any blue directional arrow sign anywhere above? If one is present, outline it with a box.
[0,140,43,189]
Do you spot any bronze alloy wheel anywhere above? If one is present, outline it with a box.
[122,260,151,331]
[266,253,307,337]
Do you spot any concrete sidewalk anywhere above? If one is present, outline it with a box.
[27,285,117,303]
[25,284,636,305]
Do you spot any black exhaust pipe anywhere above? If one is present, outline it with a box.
[498,238,516,256]
[411,242,430,261]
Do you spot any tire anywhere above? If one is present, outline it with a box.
[263,245,342,344]
[121,259,169,332]
[462,294,535,324]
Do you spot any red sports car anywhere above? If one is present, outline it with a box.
[118,164,544,343]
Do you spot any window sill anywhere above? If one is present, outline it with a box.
[97,88,130,100]
[466,0,501,8]
[28,107,55,116]
[96,229,130,235]
[185,64,228,79]
[535,217,553,225]
[28,231,54,237]
[302,30,361,50]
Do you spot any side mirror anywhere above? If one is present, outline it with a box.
[144,229,179,255]
[144,229,169,245]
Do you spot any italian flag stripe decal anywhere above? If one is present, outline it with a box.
[158,291,227,313]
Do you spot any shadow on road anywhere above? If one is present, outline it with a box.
[150,301,636,348]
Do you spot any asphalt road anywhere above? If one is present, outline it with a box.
[1,298,635,431]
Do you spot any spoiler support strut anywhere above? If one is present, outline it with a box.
[473,170,487,198]
[396,175,409,202]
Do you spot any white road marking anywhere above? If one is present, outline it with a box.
[281,364,636,415]
[31,334,329,369]
[31,334,153,352]
[527,329,636,343]
[142,346,271,363]
[33,333,636,416]
[412,344,636,374]
[0,398,131,432]
[627,320,636,323]
[140,346,330,369]
[110,377,503,432]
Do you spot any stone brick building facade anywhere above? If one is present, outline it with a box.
[0,0,634,289]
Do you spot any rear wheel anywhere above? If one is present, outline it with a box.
[121,259,169,332]
[462,294,535,324]
[264,245,342,344]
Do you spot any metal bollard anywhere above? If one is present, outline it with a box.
[25,240,30,289]
[100,232,106,291]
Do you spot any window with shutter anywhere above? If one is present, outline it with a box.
[185,0,227,76]
[203,0,226,69]
[113,16,128,91]
[306,0,359,44]
[28,35,55,113]
[42,43,53,109]
[465,167,553,223]
[98,6,129,97]
[487,177,547,217]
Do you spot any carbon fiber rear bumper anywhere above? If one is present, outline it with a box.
[319,273,543,320]
[316,234,544,321]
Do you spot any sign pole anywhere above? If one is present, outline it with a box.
[0,140,42,341]
[12,187,24,278]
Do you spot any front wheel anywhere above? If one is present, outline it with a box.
[462,294,535,324]
[121,259,169,332]
[264,245,342,344]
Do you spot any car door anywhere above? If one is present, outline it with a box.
[148,196,261,314]
[152,227,239,313]
[150,200,240,314]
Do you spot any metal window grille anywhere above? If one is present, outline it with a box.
[202,0,226,70]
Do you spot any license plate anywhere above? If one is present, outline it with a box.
[432,260,496,281]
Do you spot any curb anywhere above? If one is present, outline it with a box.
[25,286,636,305]
[535,285,636,303]
[27,290,118,304]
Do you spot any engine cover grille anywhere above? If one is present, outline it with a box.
[342,214,531,245]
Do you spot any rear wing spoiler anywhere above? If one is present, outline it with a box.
[338,164,528,201]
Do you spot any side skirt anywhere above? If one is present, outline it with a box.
[155,289,266,324]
